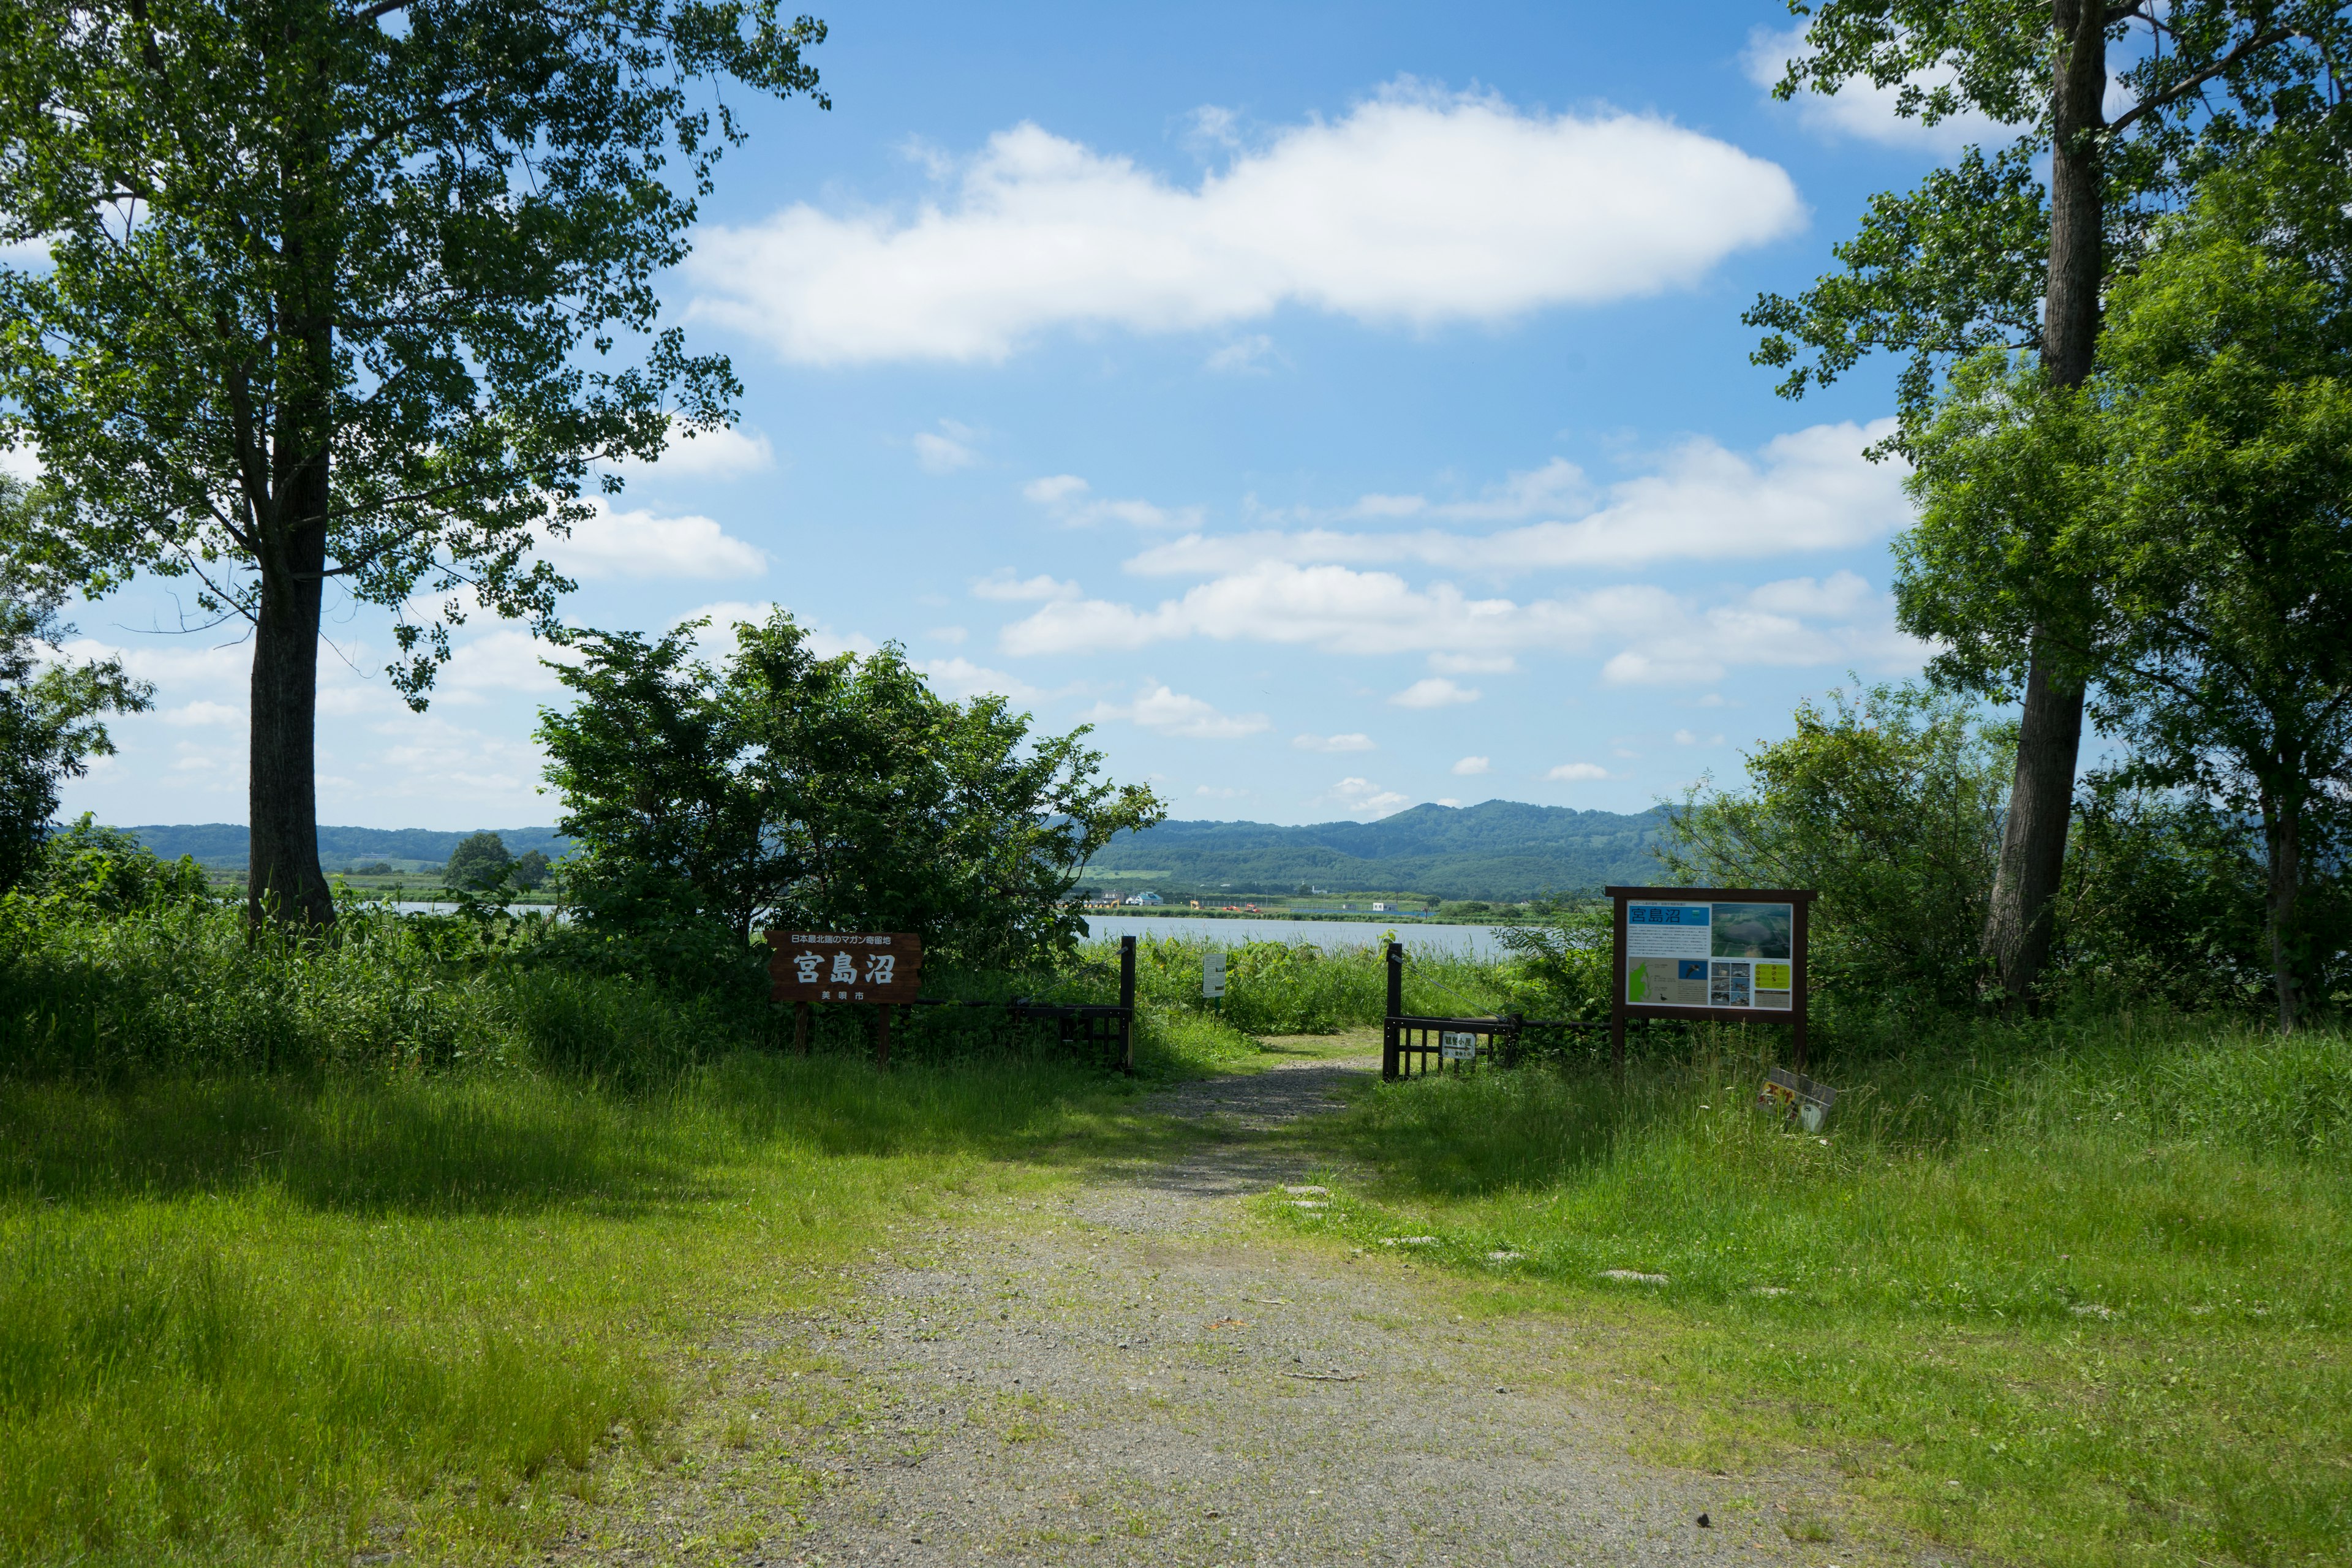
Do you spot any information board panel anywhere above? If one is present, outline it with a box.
[1623,900,1794,1011]
[1608,885,1815,1070]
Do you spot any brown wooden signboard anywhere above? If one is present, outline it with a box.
[1606,885,1816,1070]
[766,931,924,1005]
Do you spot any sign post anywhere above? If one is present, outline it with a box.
[766,932,925,1068]
[1202,951,1226,1012]
[1606,886,1815,1073]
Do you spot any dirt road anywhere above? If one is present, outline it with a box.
[553,1049,1875,1567]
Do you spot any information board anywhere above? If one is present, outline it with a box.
[766,932,924,1005]
[1607,885,1815,1070]
[1623,900,1795,1011]
[1202,951,1227,999]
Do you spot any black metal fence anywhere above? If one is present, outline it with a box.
[1380,940,1600,1080]
[906,932,1139,1074]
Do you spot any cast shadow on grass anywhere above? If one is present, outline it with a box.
[0,1046,1170,1218]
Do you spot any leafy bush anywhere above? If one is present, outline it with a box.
[1662,682,2009,1014]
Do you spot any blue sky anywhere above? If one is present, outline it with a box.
[53,1,2008,832]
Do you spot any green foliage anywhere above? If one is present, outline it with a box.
[510,848,552,891]
[1661,682,2010,1012]
[29,815,210,916]
[443,831,513,889]
[0,0,829,697]
[538,611,1163,965]
[1121,934,1510,1035]
[1747,2,2352,430]
[0,494,152,891]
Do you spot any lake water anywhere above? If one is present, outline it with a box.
[379,905,1513,960]
[1081,914,1513,959]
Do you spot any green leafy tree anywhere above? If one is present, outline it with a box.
[443,831,512,890]
[0,0,827,928]
[1661,683,2011,1012]
[2081,148,2352,1028]
[1749,1,2351,1006]
[509,848,552,891]
[0,483,153,891]
[537,612,1166,967]
[31,814,211,913]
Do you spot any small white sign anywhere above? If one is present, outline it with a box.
[1202,951,1227,999]
[1439,1031,1478,1061]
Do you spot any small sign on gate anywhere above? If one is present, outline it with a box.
[1439,1030,1479,1062]
[1202,951,1227,1000]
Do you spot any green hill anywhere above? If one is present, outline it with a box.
[124,824,571,872]
[1084,800,1671,901]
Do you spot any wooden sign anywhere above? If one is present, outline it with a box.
[766,932,924,1005]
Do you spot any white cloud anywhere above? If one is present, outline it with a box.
[609,418,775,480]
[1744,24,2010,151]
[1673,728,1726,746]
[997,546,1921,688]
[1324,775,1412,819]
[929,625,969,644]
[674,601,876,662]
[1205,334,1277,374]
[1,237,51,269]
[1022,473,1201,530]
[973,570,1082,602]
[160,700,243,727]
[1294,732,1376,753]
[1451,755,1490,776]
[919,657,1042,704]
[1123,420,1908,578]
[687,83,1803,364]
[542,497,767,580]
[1023,475,1089,505]
[0,440,40,483]
[1087,683,1270,739]
[1430,651,1518,675]
[1390,676,1479,709]
[1434,797,1461,808]
[1195,784,1250,799]
[439,628,578,699]
[1547,761,1609,782]
[913,418,981,473]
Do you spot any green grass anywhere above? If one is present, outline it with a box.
[0,905,1272,1566]
[1275,1012,2352,1568]
[0,1053,1177,1567]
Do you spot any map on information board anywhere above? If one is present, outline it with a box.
[1624,901,1793,1011]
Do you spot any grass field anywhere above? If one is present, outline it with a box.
[1273,1012,2352,1568]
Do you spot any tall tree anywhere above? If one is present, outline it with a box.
[0,0,826,927]
[1748,0,2350,1007]
[2087,146,2352,1029]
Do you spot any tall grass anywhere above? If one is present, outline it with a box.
[0,1052,1137,1566]
[1283,1012,2352,1568]
[1115,933,1512,1034]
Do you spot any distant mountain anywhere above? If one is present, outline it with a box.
[126,824,571,870]
[1084,800,1673,900]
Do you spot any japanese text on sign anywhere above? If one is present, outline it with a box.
[1624,902,1793,1011]
[766,932,924,1005]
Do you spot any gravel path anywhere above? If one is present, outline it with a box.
[551,1050,1888,1568]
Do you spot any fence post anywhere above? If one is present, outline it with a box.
[872,1003,891,1070]
[1118,935,1137,1076]
[793,1000,810,1056]
[1383,941,1403,1080]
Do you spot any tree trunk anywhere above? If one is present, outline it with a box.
[247,489,334,929]
[1980,0,2106,1007]
[2264,788,2302,1032]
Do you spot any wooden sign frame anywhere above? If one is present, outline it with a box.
[1605,885,1816,1071]
[766,932,924,1068]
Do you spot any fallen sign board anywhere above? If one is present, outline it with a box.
[1757,1066,1837,1131]
[1439,1031,1479,1063]
[766,932,924,1005]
